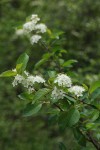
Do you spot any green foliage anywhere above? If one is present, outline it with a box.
[23,102,42,117]
[34,53,53,69]
[0,0,100,150]
[59,107,80,129]
[89,81,100,94]
[18,92,34,101]
[32,88,51,103]
[0,70,17,77]
[62,59,78,68]
[73,128,86,147]
[16,53,29,73]
[59,142,67,150]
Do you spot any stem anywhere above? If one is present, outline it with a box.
[54,103,63,112]
[79,129,100,150]
[82,101,99,110]
[66,94,99,111]
[40,40,50,52]
[86,132,100,150]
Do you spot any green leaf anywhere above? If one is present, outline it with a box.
[59,107,80,129]
[16,63,23,73]
[91,99,100,110]
[34,59,47,69]
[34,53,53,69]
[91,88,100,101]
[47,108,60,115]
[67,108,80,126]
[18,92,34,101]
[0,70,17,77]
[50,31,64,39]
[60,49,67,54]
[82,84,89,91]
[47,29,52,35]
[32,88,51,103]
[63,59,78,67]
[89,81,100,94]
[42,53,52,59]
[48,71,56,78]
[59,59,64,65]
[86,123,96,130]
[23,102,42,117]
[59,100,70,111]
[16,53,29,73]
[65,95,76,103]
[90,110,99,121]
[52,47,67,54]
[59,142,66,150]
[73,128,86,147]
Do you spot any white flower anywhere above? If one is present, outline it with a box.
[28,87,35,94]
[22,75,45,88]
[30,35,41,44]
[23,21,35,33]
[34,75,45,83]
[51,86,66,100]
[54,74,72,87]
[23,75,35,88]
[35,23,47,33]
[16,29,24,36]
[68,85,85,97]
[31,14,40,23]
[12,68,17,72]
[12,74,24,87]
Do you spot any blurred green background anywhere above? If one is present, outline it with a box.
[0,0,100,149]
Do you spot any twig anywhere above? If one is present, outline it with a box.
[86,132,100,150]
[54,102,100,149]
[54,103,63,112]
[40,40,50,52]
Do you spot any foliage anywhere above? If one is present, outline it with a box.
[0,1,100,150]
[1,14,100,150]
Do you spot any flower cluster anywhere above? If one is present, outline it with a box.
[54,74,72,87]
[51,73,85,100]
[30,35,42,45]
[51,86,66,100]
[12,74,24,87]
[68,85,85,97]
[16,14,47,44]
[12,71,45,93]
[12,71,85,99]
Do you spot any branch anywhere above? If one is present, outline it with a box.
[40,40,50,52]
[53,96,100,149]
[54,103,63,112]
[66,94,99,111]
[86,132,100,150]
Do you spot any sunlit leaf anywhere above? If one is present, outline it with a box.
[0,70,17,77]
[63,59,78,67]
